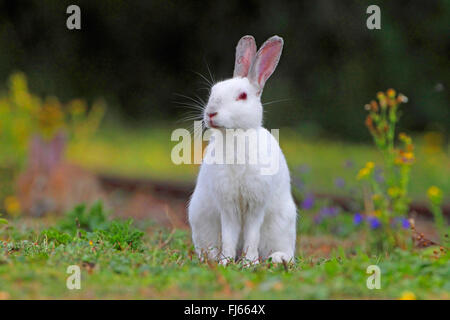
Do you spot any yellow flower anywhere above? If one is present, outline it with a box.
[37,97,65,137]
[427,186,442,204]
[387,188,395,197]
[427,186,441,198]
[388,187,402,198]
[395,148,415,166]
[398,132,412,145]
[89,240,94,246]
[387,88,396,98]
[4,196,21,217]
[366,162,375,169]
[376,91,385,101]
[399,291,416,300]
[394,157,402,165]
[357,162,375,180]
[376,92,387,109]
[69,99,87,116]
[403,152,414,160]
[10,73,33,111]
[12,118,30,145]
[357,167,370,180]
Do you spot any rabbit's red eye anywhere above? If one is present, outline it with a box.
[237,92,247,101]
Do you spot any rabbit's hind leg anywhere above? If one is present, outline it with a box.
[259,197,297,263]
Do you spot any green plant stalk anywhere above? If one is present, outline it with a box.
[430,203,445,242]
[393,165,411,217]
[385,104,397,192]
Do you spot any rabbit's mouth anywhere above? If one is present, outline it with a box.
[210,120,219,128]
[206,118,222,129]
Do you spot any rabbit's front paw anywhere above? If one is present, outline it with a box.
[197,247,219,262]
[219,257,234,266]
[268,252,291,264]
[242,258,260,268]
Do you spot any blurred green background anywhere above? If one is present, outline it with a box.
[0,0,448,140]
[0,0,449,214]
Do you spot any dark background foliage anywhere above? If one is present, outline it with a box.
[0,0,448,141]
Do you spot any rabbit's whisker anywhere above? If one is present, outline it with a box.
[204,58,216,84]
[174,93,206,107]
[262,98,291,106]
[193,93,206,105]
[174,103,205,111]
[191,70,213,87]
[177,115,203,123]
[196,87,211,92]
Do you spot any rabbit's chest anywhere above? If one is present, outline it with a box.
[214,164,271,208]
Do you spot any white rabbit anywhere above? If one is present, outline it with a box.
[188,35,297,265]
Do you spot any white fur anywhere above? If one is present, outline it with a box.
[188,36,297,265]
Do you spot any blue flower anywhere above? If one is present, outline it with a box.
[298,164,311,174]
[301,193,315,210]
[320,206,339,217]
[293,177,305,192]
[334,178,345,188]
[353,213,363,225]
[313,214,323,224]
[368,216,381,229]
[392,217,411,229]
[374,168,384,183]
[344,160,354,168]
[400,218,410,229]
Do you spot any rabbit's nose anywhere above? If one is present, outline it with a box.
[207,112,218,119]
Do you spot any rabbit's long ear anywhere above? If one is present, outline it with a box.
[233,35,257,78]
[248,36,283,92]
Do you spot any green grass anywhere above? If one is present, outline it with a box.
[67,125,450,201]
[0,205,448,299]
[6,125,444,299]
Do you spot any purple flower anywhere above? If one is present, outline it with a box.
[392,217,410,229]
[293,177,305,192]
[298,164,311,174]
[320,206,339,217]
[334,178,346,188]
[344,160,354,169]
[374,168,384,183]
[353,213,363,225]
[400,218,410,229]
[313,214,322,224]
[368,216,381,229]
[301,193,315,210]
